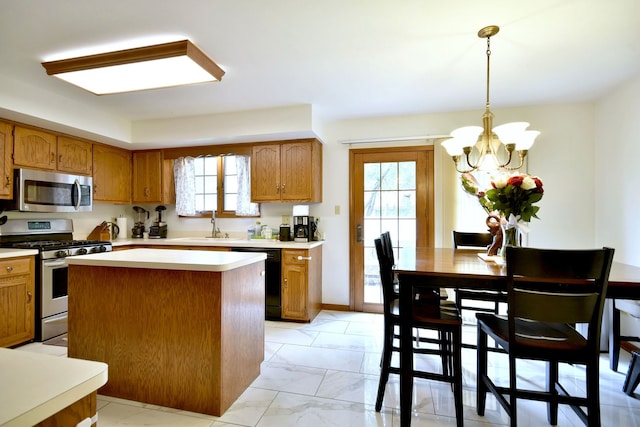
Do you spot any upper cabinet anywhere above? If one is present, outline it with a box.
[13,127,93,176]
[251,139,322,203]
[13,126,57,171]
[93,144,131,204]
[132,150,163,203]
[57,136,93,175]
[0,121,14,199]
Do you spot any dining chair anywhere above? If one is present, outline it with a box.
[609,299,640,395]
[373,237,463,426]
[476,246,615,427]
[452,231,507,334]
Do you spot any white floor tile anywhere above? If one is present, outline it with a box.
[13,310,640,426]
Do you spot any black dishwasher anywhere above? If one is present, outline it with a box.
[230,247,281,320]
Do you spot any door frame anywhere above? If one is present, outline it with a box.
[348,145,434,311]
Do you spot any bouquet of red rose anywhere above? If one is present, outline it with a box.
[485,174,544,223]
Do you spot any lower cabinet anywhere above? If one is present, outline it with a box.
[0,256,35,347]
[282,247,322,322]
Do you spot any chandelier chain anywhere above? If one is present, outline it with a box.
[486,35,491,110]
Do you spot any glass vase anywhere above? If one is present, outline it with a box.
[500,224,520,258]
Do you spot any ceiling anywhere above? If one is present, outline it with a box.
[1,0,639,146]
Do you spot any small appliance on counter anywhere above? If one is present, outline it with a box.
[279,225,291,242]
[148,205,168,238]
[293,215,316,242]
[131,206,149,238]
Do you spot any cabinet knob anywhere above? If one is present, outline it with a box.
[27,291,32,303]
[297,256,312,261]
[281,184,285,193]
[4,175,10,188]
[6,266,13,272]
[284,277,288,288]
[51,152,55,163]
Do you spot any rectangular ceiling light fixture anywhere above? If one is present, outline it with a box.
[41,40,225,95]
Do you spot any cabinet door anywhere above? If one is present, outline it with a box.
[0,257,35,347]
[251,144,281,202]
[281,249,309,320]
[280,142,313,202]
[13,126,57,170]
[0,121,13,199]
[57,136,92,175]
[93,144,131,203]
[132,150,163,203]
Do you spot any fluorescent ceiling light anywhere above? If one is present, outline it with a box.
[41,40,225,95]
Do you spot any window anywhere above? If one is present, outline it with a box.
[193,155,242,215]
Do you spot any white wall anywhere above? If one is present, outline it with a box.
[595,73,640,267]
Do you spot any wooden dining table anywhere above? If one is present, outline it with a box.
[394,247,640,427]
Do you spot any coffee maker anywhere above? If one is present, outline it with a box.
[131,206,148,238]
[293,216,316,242]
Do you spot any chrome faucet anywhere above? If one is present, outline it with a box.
[211,211,220,238]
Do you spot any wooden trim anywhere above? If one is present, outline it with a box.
[321,303,351,312]
[42,40,225,81]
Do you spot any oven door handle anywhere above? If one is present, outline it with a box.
[43,259,68,268]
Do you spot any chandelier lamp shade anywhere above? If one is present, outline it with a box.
[41,40,225,95]
[441,26,539,173]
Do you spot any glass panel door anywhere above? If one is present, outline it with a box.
[349,147,433,312]
[363,161,417,304]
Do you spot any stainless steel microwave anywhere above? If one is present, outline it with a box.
[4,168,92,213]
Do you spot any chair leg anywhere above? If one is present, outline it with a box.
[509,356,517,427]
[476,325,488,415]
[546,361,559,425]
[611,307,621,371]
[375,322,393,411]
[586,359,602,427]
[453,327,464,427]
[623,352,640,396]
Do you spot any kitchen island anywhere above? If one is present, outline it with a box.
[66,248,266,416]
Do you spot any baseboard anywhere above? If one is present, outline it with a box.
[321,303,351,312]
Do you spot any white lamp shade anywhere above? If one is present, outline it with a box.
[492,122,530,144]
[441,138,463,156]
[450,126,483,148]
[514,130,540,150]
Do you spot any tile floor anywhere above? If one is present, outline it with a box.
[16,310,640,426]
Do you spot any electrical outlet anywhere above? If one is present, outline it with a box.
[335,205,341,215]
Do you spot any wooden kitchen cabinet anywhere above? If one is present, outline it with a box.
[281,246,322,322]
[0,256,35,347]
[251,139,322,203]
[132,150,163,203]
[13,126,57,171]
[92,144,131,203]
[57,136,93,175]
[0,121,14,199]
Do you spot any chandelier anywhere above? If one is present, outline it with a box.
[441,26,539,173]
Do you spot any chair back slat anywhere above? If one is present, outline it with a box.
[512,288,599,324]
[380,231,395,265]
[452,231,493,249]
[505,246,615,345]
[374,238,396,312]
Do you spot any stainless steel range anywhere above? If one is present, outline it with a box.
[0,219,112,341]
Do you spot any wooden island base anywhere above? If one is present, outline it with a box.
[68,261,265,416]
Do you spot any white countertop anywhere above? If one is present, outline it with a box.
[111,237,324,250]
[67,248,267,272]
[0,348,107,427]
[0,249,38,259]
